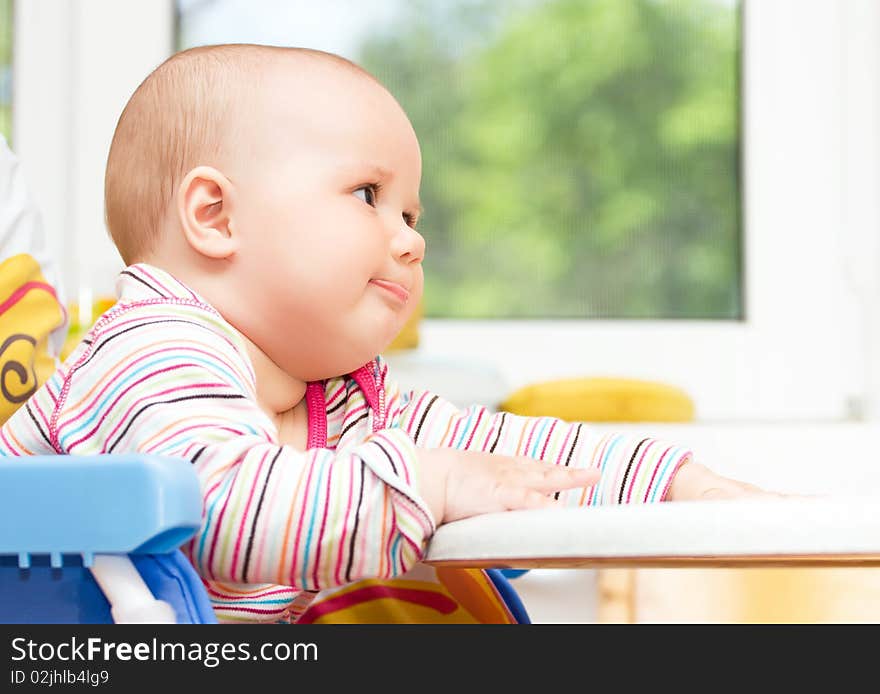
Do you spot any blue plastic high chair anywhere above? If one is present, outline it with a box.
[0,455,217,624]
[0,454,529,624]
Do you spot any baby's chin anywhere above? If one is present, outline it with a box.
[283,340,391,382]
[274,305,409,379]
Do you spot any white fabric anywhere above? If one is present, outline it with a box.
[0,135,67,354]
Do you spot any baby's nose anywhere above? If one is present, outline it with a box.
[393,223,425,264]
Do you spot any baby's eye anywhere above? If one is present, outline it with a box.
[353,184,377,207]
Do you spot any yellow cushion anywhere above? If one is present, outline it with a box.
[500,377,695,423]
[384,298,423,352]
[0,253,66,423]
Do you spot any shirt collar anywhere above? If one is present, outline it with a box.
[115,263,209,304]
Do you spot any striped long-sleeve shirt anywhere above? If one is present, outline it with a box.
[0,263,692,622]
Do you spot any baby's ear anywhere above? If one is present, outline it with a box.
[176,166,238,259]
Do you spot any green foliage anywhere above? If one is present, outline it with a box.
[359,0,741,319]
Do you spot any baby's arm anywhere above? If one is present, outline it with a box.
[664,460,785,501]
[56,307,433,592]
[394,383,690,506]
[394,385,780,504]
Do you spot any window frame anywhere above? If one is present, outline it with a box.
[11,0,880,421]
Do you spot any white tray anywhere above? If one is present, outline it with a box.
[424,496,880,568]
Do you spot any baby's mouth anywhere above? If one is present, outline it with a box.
[369,279,410,304]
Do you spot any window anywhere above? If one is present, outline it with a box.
[13,0,879,420]
[0,0,12,142]
[177,0,742,320]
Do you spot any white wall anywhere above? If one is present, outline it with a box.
[13,0,173,300]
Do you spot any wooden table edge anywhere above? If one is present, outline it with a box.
[423,554,880,569]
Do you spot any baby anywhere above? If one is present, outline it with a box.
[0,45,775,623]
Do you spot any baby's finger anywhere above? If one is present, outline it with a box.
[518,464,600,493]
[498,485,559,511]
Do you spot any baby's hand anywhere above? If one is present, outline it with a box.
[418,448,600,525]
[666,461,790,501]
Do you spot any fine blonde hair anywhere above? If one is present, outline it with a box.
[104,44,370,263]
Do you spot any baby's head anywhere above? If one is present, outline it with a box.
[105,44,425,380]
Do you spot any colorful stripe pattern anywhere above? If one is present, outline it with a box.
[0,264,692,623]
